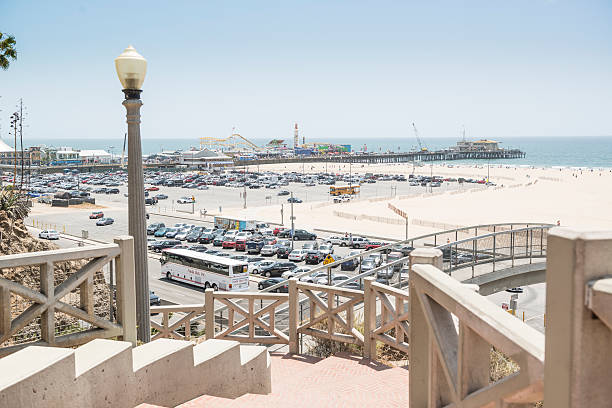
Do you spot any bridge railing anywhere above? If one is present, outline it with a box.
[0,237,137,356]
[434,225,551,277]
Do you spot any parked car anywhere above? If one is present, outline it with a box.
[281,266,310,279]
[260,244,277,256]
[235,238,247,251]
[278,229,316,241]
[287,197,302,203]
[273,227,287,235]
[149,291,161,306]
[248,260,276,275]
[341,250,362,271]
[96,218,114,226]
[175,228,193,241]
[316,274,350,286]
[305,250,324,265]
[350,237,369,249]
[177,196,195,204]
[386,251,405,272]
[164,228,179,238]
[326,236,345,246]
[299,271,328,283]
[260,262,297,278]
[360,258,377,272]
[212,234,225,246]
[155,193,168,200]
[364,241,388,250]
[247,239,266,254]
[186,227,204,242]
[288,249,308,262]
[257,277,288,292]
[319,243,334,256]
[150,240,181,253]
[147,222,165,235]
[89,211,104,219]
[39,229,60,240]
[302,242,319,251]
[198,232,215,244]
[154,227,169,237]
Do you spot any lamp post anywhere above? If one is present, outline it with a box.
[115,45,150,342]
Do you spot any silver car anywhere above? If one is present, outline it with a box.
[260,245,277,256]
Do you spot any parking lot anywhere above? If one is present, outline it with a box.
[25,168,482,303]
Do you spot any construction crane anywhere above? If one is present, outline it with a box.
[412,122,428,152]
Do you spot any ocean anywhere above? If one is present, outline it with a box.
[17,136,612,169]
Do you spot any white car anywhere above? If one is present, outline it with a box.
[259,228,274,236]
[319,244,334,256]
[288,249,307,262]
[248,260,276,274]
[260,245,277,256]
[39,229,60,240]
[299,271,328,283]
[177,197,195,204]
[327,236,344,246]
[224,230,238,241]
[282,266,311,279]
[235,231,252,240]
[316,274,350,286]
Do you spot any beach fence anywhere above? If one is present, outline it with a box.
[30,219,67,234]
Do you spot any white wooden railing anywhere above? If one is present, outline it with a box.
[0,236,136,356]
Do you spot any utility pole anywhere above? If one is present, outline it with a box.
[281,203,284,225]
[290,192,295,250]
[19,99,24,192]
[9,112,19,187]
[243,164,247,209]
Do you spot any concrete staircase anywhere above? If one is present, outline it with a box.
[0,338,270,407]
[176,353,409,408]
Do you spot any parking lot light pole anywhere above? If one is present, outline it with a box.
[290,192,295,250]
[115,45,150,342]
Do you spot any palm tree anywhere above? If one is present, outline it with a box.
[0,32,17,70]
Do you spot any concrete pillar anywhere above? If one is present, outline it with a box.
[123,97,150,342]
[363,277,377,360]
[114,236,137,346]
[205,288,215,340]
[288,279,299,353]
[409,248,443,408]
[544,228,612,407]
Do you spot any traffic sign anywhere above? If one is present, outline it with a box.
[323,254,336,265]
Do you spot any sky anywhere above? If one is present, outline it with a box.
[1,0,611,143]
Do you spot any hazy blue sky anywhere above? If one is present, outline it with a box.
[1,1,611,143]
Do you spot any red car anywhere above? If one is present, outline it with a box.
[145,186,159,191]
[222,239,236,249]
[273,227,287,236]
[89,211,104,219]
[365,241,387,250]
[235,239,247,251]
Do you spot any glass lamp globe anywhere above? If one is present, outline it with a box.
[114,45,147,90]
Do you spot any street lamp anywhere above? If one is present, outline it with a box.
[115,45,150,342]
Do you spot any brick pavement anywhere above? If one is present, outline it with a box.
[176,352,409,408]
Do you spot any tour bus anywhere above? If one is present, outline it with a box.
[329,185,360,196]
[160,249,249,291]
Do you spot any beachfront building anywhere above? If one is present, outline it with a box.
[453,139,501,152]
[179,148,233,168]
[0,138,36,166]
[79,149,112,164]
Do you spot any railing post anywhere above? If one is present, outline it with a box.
[40,261,55,345]
[288,278,299,353]
[205,288,214,339]
[544,228,612,407]
[114,236,137,346]
[363,277,377,360]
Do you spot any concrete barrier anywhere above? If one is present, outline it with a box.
[0,338,271,407]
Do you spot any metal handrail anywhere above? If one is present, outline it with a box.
[259,222,553,293]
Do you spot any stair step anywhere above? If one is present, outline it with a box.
[132,339,195,407]
[193,339,239,366]
[75,338,132,377]
[0,346,75,407]
[73,339,134,407]
[239,345,271,394]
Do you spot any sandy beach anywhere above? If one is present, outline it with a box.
[216,161,612,240]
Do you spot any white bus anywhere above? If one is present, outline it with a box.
[160,249,249,291]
